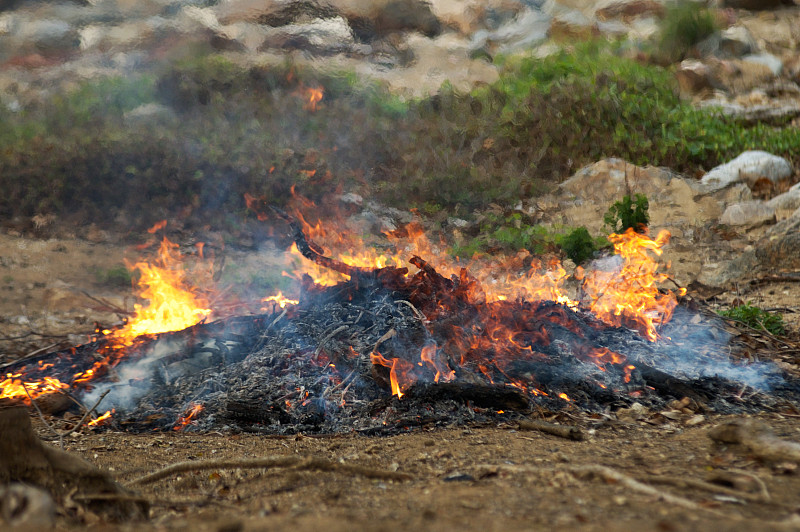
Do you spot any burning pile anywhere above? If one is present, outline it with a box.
[0,209,793,434]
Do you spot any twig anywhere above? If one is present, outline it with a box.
[395,299,426,322]
[314,325,350,358]
[59,390,110,440]
[127,455,412,487]
[481,464,719,514]
[80,290,133,316]
[518,419,586,441]
[639,474,770,503]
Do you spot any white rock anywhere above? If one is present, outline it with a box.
[768,182,800,211]
[470,9,550,54]
[700,150,792,191]
[719,201,775,227]
[742,53,783,76]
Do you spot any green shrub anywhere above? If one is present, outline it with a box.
[95,265,133,287]
[556,227,605,265]
[657,1,718,63]
[604,194,650,234]
[718,303,785,336]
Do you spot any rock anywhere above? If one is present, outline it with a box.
[428,0,524,35]
[330,0,442,40]
[378,32,499,96]
[549,10,598,40]
[719,201,775,227]
[722,0,784,9]
[768,184,800,211]
[216,0,340,26]
[124,103,177,124]
[675,59,717,97]
[258,16,355,53]
[700,151,792,191]
[741,52,783,76]
[469,8,550,54]
[595,0,666,20]
[696,249,759,288]
[557,158,727,232]
[696,26,757,59]
[541,0,597,40]
[0,484,56,529]
[13,18,81,56]
[756,216,800,270]
[560,158,696,203]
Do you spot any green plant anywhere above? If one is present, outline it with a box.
[657,0,718,62]
[556,227,604,265]
[604,194,650,234]
[718,303,785,336]
[95,265,133,287]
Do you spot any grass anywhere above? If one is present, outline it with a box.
[2,42,800,237]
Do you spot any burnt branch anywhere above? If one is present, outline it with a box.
[270,205,368,278]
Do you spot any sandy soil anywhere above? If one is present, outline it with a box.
[44,413,800,531]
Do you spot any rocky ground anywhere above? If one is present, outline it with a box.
[3,0,800,529]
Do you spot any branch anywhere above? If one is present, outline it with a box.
[518,419,586,441]
[128,455,412,486]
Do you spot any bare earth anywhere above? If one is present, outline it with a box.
[2,225,800,530]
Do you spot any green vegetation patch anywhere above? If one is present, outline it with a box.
[2,42,800,234]
[718,303,786,336]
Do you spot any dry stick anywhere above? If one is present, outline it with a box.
[638,475,771,504]
[21,384,110,448]
[314,325,350,358]
[518,419,586,441]
[80,290,133,316]
[709,420,800,463]
[395,299,426,322]
[127,455,412,487]
[482,464,717,514]
[58,390,110,440]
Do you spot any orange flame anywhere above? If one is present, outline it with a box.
[0,373,70,402]
[110,237,212,346]
[88,409,114,427]
[261,292,299,311]
[304,86,323,111]
[580,228,683,341]
[174,403,204,431]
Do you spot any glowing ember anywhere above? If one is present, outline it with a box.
[174,403,204,431]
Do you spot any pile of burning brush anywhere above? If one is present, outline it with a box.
[1,200,796,434]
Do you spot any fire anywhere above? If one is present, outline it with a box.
[579,228,685,341]
[303,86,323,111]
[174,403,204,431]
[109,237,212,346]
[0,373,69,401]
[1,231,215,406]
[88,409,114,427]
[261,291,299,311]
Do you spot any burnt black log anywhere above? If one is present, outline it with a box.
[635,362,708,404]
[401,382,530,411]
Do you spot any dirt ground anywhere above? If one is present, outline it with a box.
[2,226,800,530]
[38,413,800,531]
